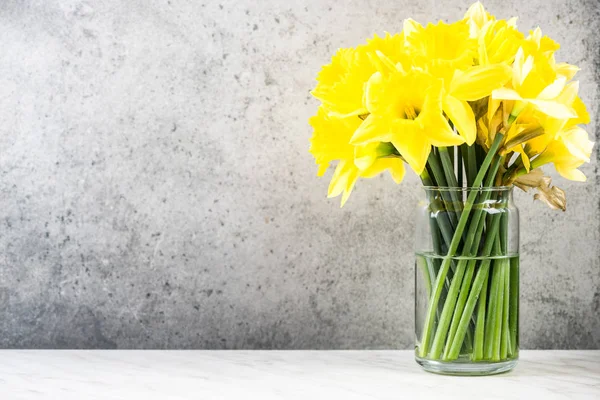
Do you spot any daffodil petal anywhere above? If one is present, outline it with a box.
[555,62,579,80]
[487,96,502,125]
[328,108,369,119]
[375,50,397,73]
[403,18,422,38]
[450,64,512,101]
[442,96,476,145]
[537,76,567,100]
[521,147,531,171]
[327,161,359,207]
[561,127,594,162]
[556,81,579,107]
[317,163,328,177]
[350,115,393,144]
[492,88,523,101]
[555,166,586,182]
[360,157,406,184]
[463,1,494,37]
[521,55,534,84]
[511,145,531,171]
[572,95,590,125]
[327,161,352,198]
[422,111,466,147]
[339,168,359,207]
[390,124,430,174]
[353,145,378,170]
[528,99,577,118]
[364,71,386,114]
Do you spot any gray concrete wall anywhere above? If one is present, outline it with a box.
[0,0,598,349]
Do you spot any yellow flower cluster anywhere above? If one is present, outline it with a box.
[309,1,593,206]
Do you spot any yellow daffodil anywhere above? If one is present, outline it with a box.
[463,1,523,66]
[492,47,577,119]
[443,64,512,144]
[350,70,464,174]
[477,19,524,65]
[530,126,594,181]
[354,142,406,184]
[522,27,560,59]
[309,2,593,207]
[311,33,410,118]
[402,14,512,145]
[309,106,358,176]
[516,80,590,170]
[310,48,372,118]
[463,1,495,38]
[403,19,476,80]
[360,32,411,74]
[309,107,405,206]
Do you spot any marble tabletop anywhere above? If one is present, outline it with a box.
[0,350,598,399]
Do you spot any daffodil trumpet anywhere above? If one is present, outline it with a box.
[308,2,593,373]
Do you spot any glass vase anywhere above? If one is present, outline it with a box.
[415,187,519,375]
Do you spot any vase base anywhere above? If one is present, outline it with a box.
[416,357,517,376]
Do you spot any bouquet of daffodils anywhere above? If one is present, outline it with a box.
[308,2,593,365]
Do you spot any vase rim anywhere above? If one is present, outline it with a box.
[422,185,513,192]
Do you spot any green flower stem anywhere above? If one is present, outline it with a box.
[420,169,451,313]
[421,166,457,251]
[476,143,486,167]
[442,256,476,360]
[431,155,503,360]
[420,169,449,260]
[462,143,477,187]
[484,240,501,359]
[501,261,510,359]
[438,147,460,190]
[491,260,506,361]
[473,269,489,359]
[482,235,509,362]
[441,192,488,358]
[438,147,464,229]
[430,200,457,250]
[429,259,467,358]
[502,154,523,183]
[500,201,509,254]
[418,133,505,358]
[445,211,503,360]
[417,255,433,297]
[462,143,478,241]
[509,257,519,356]
[422,161,473,356]
[419,169,443,301]
[427,151,458,229]
[457,146,463,189]
[499,200,510,360]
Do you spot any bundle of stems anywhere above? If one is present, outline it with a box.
[417,133,519,362]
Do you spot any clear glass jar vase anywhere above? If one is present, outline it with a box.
[415,187,519,375]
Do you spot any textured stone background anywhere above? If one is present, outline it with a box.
[0,0,598,349]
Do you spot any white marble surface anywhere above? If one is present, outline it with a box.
[0,350,598,399]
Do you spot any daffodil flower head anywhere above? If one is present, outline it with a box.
[463,1,495,37]
[308,2,593,207]
[403,19,476,80]
[492,47,577,119]
[350,70,464,174]
[309,106,360,176]
[532,127,594,182]
[309,106,406,206]
[477,19,524,65]
[310,48,373,118]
